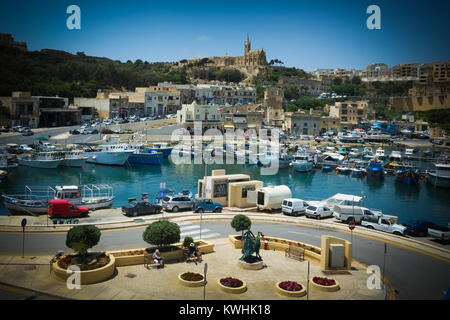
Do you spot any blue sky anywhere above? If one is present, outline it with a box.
[0,0,449,71]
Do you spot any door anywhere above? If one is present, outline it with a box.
[380,218,390,232]
[247,190,257,204]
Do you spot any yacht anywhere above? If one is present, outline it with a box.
[426,163,450,188]
[60,150,88,167]
[83,145,134,166]
[2,184,115,215]
[292,150,313,172]
[18,152,62,169]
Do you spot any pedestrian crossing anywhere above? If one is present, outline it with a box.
[177,221,221,241]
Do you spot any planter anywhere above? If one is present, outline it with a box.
[276,281,307,298]
[310,277,340,292]
[176,240,215,254]
[228,235,243,249]
[237,259,264,270]
[52,253,115,285]
[178,272,206,287]
[109,249,147,267]
[217,278,247,294]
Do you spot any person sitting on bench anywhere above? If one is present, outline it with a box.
[188,243,202,263]
[152,249,164,268]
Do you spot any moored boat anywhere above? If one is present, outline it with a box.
[18,152,62,169]
[426,163,450,188]
[0,170,7,182]
[83,145,134,166]
[147,142,173,158]
[292,150,313,172]
[367,158,385,177]
[60,150,88,167]
[336,166,351,174]
[395,167,421,185]
[127,145,163,165]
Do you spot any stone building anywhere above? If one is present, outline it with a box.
[329,100,375,128]
[264,87,284,127]
[177,101,223,132]
[283,112,320,136]
[145,86,181,115]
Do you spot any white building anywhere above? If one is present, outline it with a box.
[177,101,223,132]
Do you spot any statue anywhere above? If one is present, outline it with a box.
[240,230,264,263]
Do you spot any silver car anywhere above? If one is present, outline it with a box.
[162,195,194,212]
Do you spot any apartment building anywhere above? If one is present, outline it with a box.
[329,101,375,127]
[177,101,222,132]
[145,86,181,115]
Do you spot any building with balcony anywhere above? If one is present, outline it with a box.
[329,100,375,128]
[283,112,320,136]
[145,86,181,115]
[177,101,223,132]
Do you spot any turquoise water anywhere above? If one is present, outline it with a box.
[1,161,449,226]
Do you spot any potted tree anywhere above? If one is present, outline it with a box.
[64,225,103,267]
[142,220,182,262]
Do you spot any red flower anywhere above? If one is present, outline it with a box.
[220,277,243,288]
[279,281,302,291]
[312,276,336,286]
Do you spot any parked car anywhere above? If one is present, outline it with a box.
[69,129,81,135]
[162,195,194,212]
[48,199,88,218]
[193,198,222,213]
[22,129,34,136]
[305,204,333,219]
[121,201,162,217]
[431,139,443,145]
[0,126,10,132]
[19,144,33,152]
[113,129,125,134]
[402,220,438,237]
[101,128,114,134]
[427,223,450,241]
[332,205,383,224]
[83,128,99,134]
[282,198,308,216]
[12,126,23,132]
[361,217,406,236]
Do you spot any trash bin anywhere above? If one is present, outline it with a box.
[264,240,269,250]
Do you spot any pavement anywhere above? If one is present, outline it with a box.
[0,238,386,300]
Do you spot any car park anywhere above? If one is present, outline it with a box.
[193,198,222,213]
[121,201,162,217]
[282,198,307,216]
[162,195,194,212]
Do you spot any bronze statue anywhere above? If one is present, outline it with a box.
[240,230,264,263]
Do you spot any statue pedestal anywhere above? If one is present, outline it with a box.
[237,260,264,270]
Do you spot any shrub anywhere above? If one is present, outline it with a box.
[65,225,101,256]
[143,220,180,247]
[183,236,194,248]
[231,214,252,236]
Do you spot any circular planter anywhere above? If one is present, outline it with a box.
[217,278,247,294]
[178,272,206,287]
[52,253,115,285]
[276,281,307,297]
[237,260,264,270]
[310,278,340,292]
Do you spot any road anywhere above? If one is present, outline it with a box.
[0,220,448,300]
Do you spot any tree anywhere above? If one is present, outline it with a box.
[183,236,195,248]
[65,225,101,256]
[143,220,181,248]
[231,214,252,237]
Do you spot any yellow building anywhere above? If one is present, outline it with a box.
[329,101,375,127]
[197,169,263,208]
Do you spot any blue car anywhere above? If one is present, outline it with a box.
[194,198,222,213]
[403,220,438,237]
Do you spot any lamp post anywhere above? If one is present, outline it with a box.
[21,218,27,258]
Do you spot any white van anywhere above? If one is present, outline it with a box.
[282,198,307,216]
[305,203,333,219]
[332,205,383,224]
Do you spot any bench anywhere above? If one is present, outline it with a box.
[285,245,305,261]
[144,252,164,269]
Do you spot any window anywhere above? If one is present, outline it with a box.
[241,185,255,198]
[214,182,227,198]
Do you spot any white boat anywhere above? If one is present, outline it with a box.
[389,150,403,161]
[60,150,88,167]
[404,149,415,158]
[2,184,115,215]
[350,167,366,176]
[336,166,351,174]
[83,145,134,166]
[320,152,345,167]
[18,152,62,169]
[375,148,386,160]
[426,163,450,188]
[292,150,313,172]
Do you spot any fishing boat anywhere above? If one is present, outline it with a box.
[0,154,18,170]
[404,148,416,158]
[18,152,62,169]
[389,150,403,162]
[83,145,134,166]
[320,152,345,167]
[395,167,421,185]
[375,148,386,160]
[127,145,163,165]
[2,184,115,215]
[147,142,173,158]
[60,150,88,167]
[292,150,313,172]
[426,163,450,188]
[350,166,366,177]
[366,158,385,177]
[336,166,351,174]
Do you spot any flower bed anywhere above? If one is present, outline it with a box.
[178,272,205,287]
[276,281,307,297]
[218,277,247,294]
[310,276,340,292]
[52,253,115,285]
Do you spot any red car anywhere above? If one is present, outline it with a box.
[48,199,88,218]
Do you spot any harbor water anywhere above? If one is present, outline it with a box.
[0,160,449,226]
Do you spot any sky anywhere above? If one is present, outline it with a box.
[0,0,449,71]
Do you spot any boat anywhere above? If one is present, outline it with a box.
[2,184,115,215]
[367,158,385,177]
[278,153,292,169]
[320,152,345,167]
[426,163,450,188]
[375,148,386,160]
[147,142,173,158]
[127,145,163,165]
[60,150,88,167]
[83,145,134,166]
[0,154,18,170]
[395,167,421,185]
[348,149,363,158]
[389,150,403,162]
[292,150,313,172]
[336,166,351,174]
[404,148,416,158]
[350,166,366,177]
[18,152,62,169]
